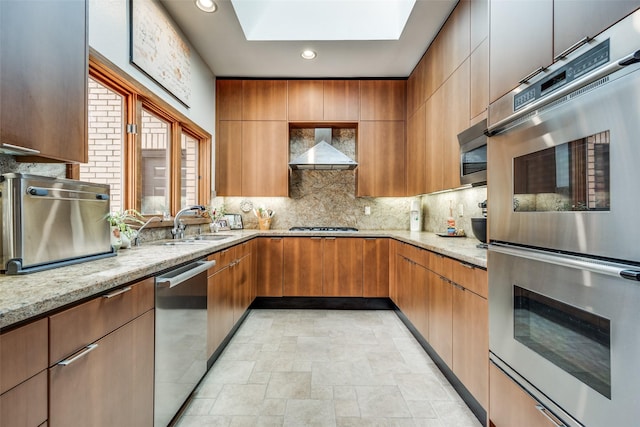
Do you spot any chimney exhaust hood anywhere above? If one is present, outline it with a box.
[289,128,358,170]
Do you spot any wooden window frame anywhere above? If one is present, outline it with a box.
[69,51,211,217]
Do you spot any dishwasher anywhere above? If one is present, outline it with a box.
[155,258,215,427]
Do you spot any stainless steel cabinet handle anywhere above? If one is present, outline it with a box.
[519,66,547,84]
[554,36,592,61]
[1,143,41,155]
[535,404,567,427]
[157,260,216,288]
[58,344,98,366]
[459,262,475,270]
[103,286,132,299]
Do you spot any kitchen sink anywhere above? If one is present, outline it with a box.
[157,234,233,246]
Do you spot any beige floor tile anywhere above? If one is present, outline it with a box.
[175,310,482,427]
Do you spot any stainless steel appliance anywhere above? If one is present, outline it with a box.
[154,258,215,427]
[488,10,640,427]
[457,119,487,186]
[0,173,114,274]
[289,226,359,231]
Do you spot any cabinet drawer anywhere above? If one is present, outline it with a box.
[451,261,487,298]
[49,278,154,364]
[208,246,236,273]
[0,318,48,394]
[396,242,427,267]
[427,252,453,278]
[0,370,47,427]
[236,240,254,258]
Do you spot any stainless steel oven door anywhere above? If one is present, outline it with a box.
[489,243,640,427]
[488,60,640,262]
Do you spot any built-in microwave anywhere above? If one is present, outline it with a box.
[457,119,487,186]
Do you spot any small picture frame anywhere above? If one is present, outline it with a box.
[224,213,244,230]
[216,219,230,230]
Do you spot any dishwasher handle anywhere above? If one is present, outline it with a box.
[156,260,216,288]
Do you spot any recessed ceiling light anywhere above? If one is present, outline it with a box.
[195,0,217,13]
[301,50,317,60]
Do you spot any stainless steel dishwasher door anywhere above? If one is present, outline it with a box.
[155,259,215,427]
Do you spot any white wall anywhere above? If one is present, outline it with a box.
[88,0,216,135]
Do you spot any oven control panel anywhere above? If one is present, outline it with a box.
[514,39,610,111]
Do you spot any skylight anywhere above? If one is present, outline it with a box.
[230,0,417,41]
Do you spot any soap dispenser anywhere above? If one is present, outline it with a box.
[410,197,422,232]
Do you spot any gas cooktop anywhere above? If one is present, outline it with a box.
[289,226,359,232]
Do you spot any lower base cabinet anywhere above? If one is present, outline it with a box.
[49,310,154,427]
[489,363,557,427]
[0,370,47,427]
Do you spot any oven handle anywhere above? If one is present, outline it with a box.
[489,243,640,281]
[487,48,640,135]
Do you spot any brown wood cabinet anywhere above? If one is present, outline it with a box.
[554,0,640,60]
[207,261,234,356]
[360,80,406,121]
[324,80,360,121]
[233,241,255,323]
[363,238,389,297]
[216,80,243,120]
[489,0,553,103]
[0,0,87,162]
[490,363,557,427]
[283,237,324,296]
[256,237,285,297]
[48,279,154,427]
[357,121,406,196]
[406,104,427,196]
[427,270,453,367]
[424,91,444,194]
[323,237,363,297]
[287,80,324,121]
[442,60,470,191]
[242,80,287,120]
[0,318,48,427]
[216,121,243,196]
[288,80,360,122]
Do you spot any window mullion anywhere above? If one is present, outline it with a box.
[170,122,182,214]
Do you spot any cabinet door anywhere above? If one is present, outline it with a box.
[470,39,489,121]
[428,272,452,367]
[425,91,444,193]
[216,121,243,196]
[410,263,429,340]
[442,60,470,191]
[363,238,389,297]
[489,0,553,103]
[0,370,47,427]
[242,80,287,120]
[1,318,48,394]
[323,238,363,297]
[553,0,640,59]
[490,363,558,427]
[241,121,289,196]
[1,0,87,162]
[207,266,234,356]
[357,121,406,197]
[283,237,323,296]
[407,57,427,119]
[217,80,243,120]
[360,80,406,121]
[233,252,253,323]
[323,80,360,121]
[452,285,488,409]
[394,255,413,314]
[288,80,324,121]
[256,237,284,297]
[49,310,154,427]
[406,104,427,196]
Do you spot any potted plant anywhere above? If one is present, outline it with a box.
[105,209,145,249]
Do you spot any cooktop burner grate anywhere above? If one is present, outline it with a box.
[289,226,359,232]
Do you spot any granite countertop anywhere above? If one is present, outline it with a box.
[0,230,486,330]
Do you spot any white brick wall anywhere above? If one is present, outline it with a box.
[81,78,123,212]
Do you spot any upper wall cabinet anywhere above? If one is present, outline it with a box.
[1,0,88,163]
[489,0,553,103]
[360,80,406,121]
[217,80,243,121]
[489,0,640,103]
[242,80,287,120]
[553,0,640,58]
[287,80,360,122]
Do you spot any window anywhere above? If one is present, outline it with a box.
[78,57,211,217]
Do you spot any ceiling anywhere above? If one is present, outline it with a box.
[159,0,458,79]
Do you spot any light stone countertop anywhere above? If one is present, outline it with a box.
[0,229,486,330]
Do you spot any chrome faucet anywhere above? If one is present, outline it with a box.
[172,205,206,239]
[133,216,162,246]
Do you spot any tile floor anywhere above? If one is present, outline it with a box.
[175,309,481,427]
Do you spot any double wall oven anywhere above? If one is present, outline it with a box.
[488,10,640,427]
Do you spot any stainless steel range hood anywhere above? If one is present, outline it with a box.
[289,128,358,170]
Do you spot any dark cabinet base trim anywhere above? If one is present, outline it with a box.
[251,297,395,310]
